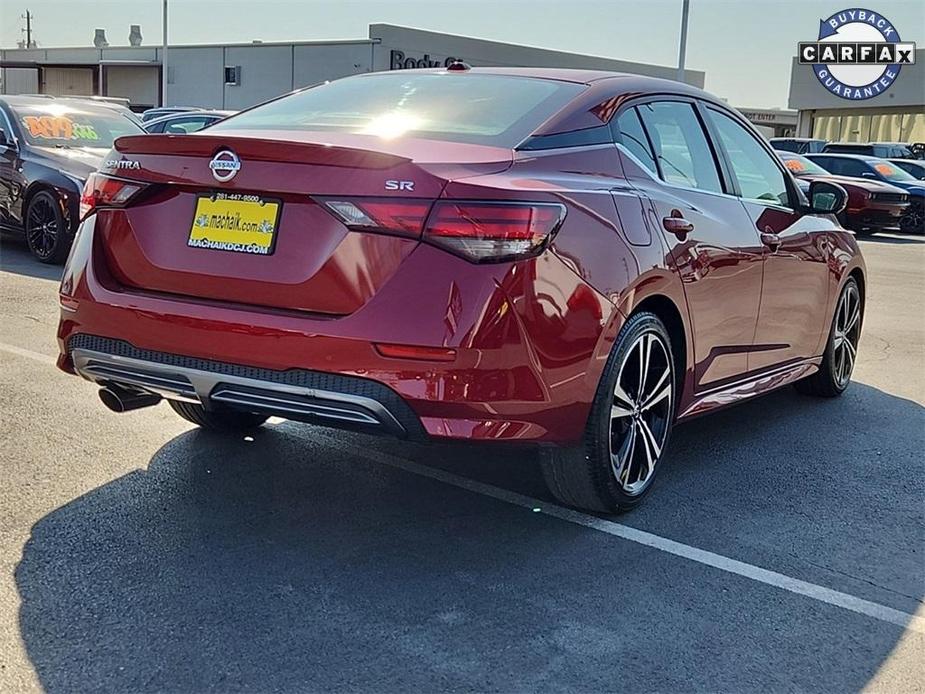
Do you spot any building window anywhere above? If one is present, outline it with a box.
[224,66,241,85]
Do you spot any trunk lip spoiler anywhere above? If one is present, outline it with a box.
[113,133,412,170]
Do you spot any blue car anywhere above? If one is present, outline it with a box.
[806,153,925,233]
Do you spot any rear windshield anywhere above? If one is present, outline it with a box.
[211,73,584,147]
[11,102,142,148]
[824,144,871,155]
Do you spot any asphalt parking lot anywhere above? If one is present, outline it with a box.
[0,234,923,693]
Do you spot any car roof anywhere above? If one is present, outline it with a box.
[0,94,129,115]
[354,66,715,97]
[148,110,231,122]
[770,137,823,142]
[807,152,882,160]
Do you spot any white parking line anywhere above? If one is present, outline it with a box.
[0,342,57,366]
[321,434,925,635]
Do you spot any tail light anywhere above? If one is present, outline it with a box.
[79,173,147,219]
[318,198,431,238]
[423,201,566,263]
[319,197,566,263]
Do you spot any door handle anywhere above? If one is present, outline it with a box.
[761,231,781,251]
[662,210,694,240]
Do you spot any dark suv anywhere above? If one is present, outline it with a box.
[822,142,921,160]
[769,137,827,154]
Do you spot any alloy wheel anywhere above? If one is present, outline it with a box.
[609,331,674,495]
[832,283,861,388]
[26,195,60,261]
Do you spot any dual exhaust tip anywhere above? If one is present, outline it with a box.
[98,385,161,413]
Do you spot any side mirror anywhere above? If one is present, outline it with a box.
[861,172,877,178]
[807,180,847,215]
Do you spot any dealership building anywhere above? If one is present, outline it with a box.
[1,24,705,111]
[788,48,925,143]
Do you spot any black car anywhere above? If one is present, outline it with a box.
[890,158,925,181]
[769,137,827,154]
[143,110,234,134]
[822,142,922,160]
[806,153,925,233]
[140,106,204,122]
[0,95,144,262]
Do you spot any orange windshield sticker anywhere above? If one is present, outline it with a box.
[785,159,806,172]
[22,115,99,141]
[874,163,895,176]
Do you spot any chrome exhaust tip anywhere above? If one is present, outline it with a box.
[98,385,161,413]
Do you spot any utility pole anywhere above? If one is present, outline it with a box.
[161,0,168,106]
[676,0,690,83]
[21,10,36,49]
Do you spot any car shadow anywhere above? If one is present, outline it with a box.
[0,237,63,282]
[15,383,924,692]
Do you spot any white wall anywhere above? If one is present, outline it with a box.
[165,46,224,108]
[106,66,159,108]
[369,24,705,87]
[223,45,293,110]
[1,67,39,94]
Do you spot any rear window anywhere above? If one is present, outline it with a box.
[11,102,142,148]
[211,73,584,147]
[824,144,871,155]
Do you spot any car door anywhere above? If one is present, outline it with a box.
[615,100,764,390]
[702,105,831,371]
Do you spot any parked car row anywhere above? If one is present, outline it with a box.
[1,95,234,262]
[770,137,925,160]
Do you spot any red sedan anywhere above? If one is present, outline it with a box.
[779,152,909,235]
[57,67,865,512]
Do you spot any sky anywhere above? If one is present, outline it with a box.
[1,0,923,108]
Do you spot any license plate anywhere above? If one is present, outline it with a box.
[188,193,282,256]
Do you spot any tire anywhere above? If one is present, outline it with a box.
[168,400,268,432]
[899,202,924,235]
[25,190,72,264]
[795,277,862,398]
[541,312,677,513]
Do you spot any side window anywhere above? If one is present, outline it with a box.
[636,101,723,194]
[706,108,791,207]
[614,107,658,175]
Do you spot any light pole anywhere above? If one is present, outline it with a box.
[161,0,168,106]
[676,0,690,83]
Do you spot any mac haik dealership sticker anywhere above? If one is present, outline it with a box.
[798,8,916,100]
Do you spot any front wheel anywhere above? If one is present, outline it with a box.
[25,190,72,264]
[795,277,862,397]
[899,202,924,235]
[541,312,676,513]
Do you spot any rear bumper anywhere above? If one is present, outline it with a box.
[69,336,422,439]
[57,217,617,444]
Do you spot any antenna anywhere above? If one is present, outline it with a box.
[21,9,37,49]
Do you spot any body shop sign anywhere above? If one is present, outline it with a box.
[390,50,463,69]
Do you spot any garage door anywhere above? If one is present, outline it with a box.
[43,67,94,97]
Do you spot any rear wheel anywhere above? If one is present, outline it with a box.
[25,190,72,264]
[169,400,268,432]
[541,312,676,513]
[795,277,862,397]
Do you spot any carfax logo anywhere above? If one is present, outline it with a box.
[798,8,916,100]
